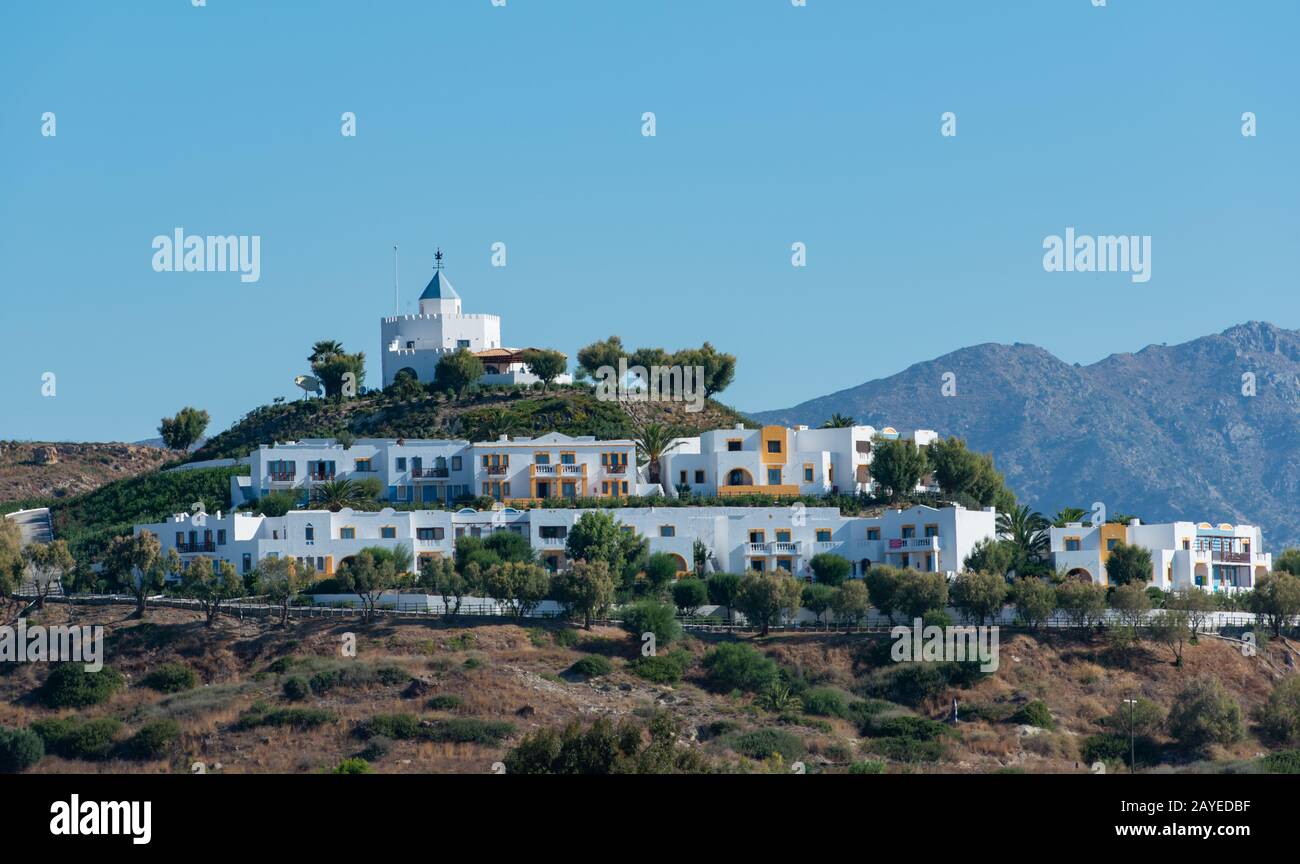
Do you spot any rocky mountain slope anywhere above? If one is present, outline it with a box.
[753,322,1300,549]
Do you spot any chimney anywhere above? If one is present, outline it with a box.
[498,434,509,442]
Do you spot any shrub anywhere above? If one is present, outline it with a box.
[621,600,682,646]
[1168,675,1244,751]
[802,687,851,718]
[552,628,580,648]
[31,716,122,761]
[728,728,804,762]
[354,713,421,741]
[866,715,949,742]
[1260,750,1300,774]
[870,736,944,763]
[0,727,44,773]
[1011,700,1055,730]
[1258,676,1300,746]
[141,663,198,694]
[568,655,614,679]
[628,650,691,684]
[701,643,779,693]
[282,676,311,701]
[423,718,515,745]
[1082,733,1130,766]
[426,694,463,711]
[331,758,373,774]
[124,719,181,760]
[358,736,392,761]
[40,664,125,708]
[848,760,885,774]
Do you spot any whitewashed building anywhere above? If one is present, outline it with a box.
[1049,519,1271,593]
[660,424,939,498]
[135,502,997,583]
[380,252,572,388]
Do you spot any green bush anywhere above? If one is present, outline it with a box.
[628,650,691,684]
[0,727,45,773]
[331,758,373,774]
[870,736,944,763]
[552,628,580,648]
[282,676,311,701]
[866,715,949,742]
[621,600,682,646]
[423,718,515,745]
[848,760,885,774]
[426,694,463,711]
[124,719,181,760]
[701,642,779,693]
[1011,700,1055,730]
[1082,733,1130,766]
[728,728,804,762]
[568,655,614,679]
[802,687,851,718]
[141,663,198,694]
[358,736,392,761]
[1260,750,1300,774]
[39,664,125,708]
[31,716,122,761]
[354,713,421,741]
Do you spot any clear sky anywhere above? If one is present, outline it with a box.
[2,0,1296,443]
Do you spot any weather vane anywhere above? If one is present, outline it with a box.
[434,247,444,270]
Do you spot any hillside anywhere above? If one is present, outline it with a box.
[754,322,1300,549]
[0,442,176,508]
[2,604,1297,775]
[193,386,751,462]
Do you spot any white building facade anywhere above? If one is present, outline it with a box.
[1049,519,1271,593]
[661,424,939,498]
[135,502,997,583]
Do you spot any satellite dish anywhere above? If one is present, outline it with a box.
[294,375,323,397]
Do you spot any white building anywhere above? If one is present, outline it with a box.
[1049,519,1271,593]
[135,502,997,583]
[237,433,657,508]
[660,424,939,498]
[379,252,572,388]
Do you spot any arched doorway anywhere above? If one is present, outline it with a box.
[726,468,753,486]
[1065,567,1093,584]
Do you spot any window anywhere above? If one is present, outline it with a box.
[1106,538,1119,551]
[803,464,814,482]
[560,452,576,465]
[396,457,407,471]
[767,468,782,485]
[776,529,791,543]
[380,526,397,539]
[451,456,462,470]
[750,559,765,572]
[816,528,832,542]
[727,439,742,452]
[1065,537,1081,551]
[749,530,765,544]
[902,525,916,539]
[242,553,252,573]
[867,527,880,541]
[1182,539,1191,550]
[175,531,184,547]
[457,339,471,348]
[660,525,676,537]
[305,524,315,544]
[679,470,687,484]
[340,527,356,540]
[540,526,567,540]
[417,527,438,541]
[694,469,705,484]
[535,452,550,466]
[924,524,939,538]
[355,457,372,472]
[777,557,793,572]
[766,439,782,454]
[217,529,226,545]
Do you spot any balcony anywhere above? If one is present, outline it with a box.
[889,536,940,551]
[176,541,216,554]
[532,464,585,477]
[770,541,800,555]
[538,536,567,547]
[485,464,509,476]
[603,463,628,474]
[413,467,450,479]
[267,472,296,483]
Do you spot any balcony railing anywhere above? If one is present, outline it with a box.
[603,463,628,474]
[306,472,335,481]
[176,541,216,554]
[889,536,940,551]
[413,467,450,478]
[267,471,296,482]
[533,464,585,477]
[770,541,799,554]
[485,464,509,475]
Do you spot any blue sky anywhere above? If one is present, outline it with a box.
[2,0,1296,443]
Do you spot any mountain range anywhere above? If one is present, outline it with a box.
[752,322,1300,550]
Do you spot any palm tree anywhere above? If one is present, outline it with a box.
[309,340,344,363]
[467,409,525,442]
[632,422,683,494]
[311,479,367,512]
[1051,507,1086,527]
[821,413,855,428]
[997,504,1050,564]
